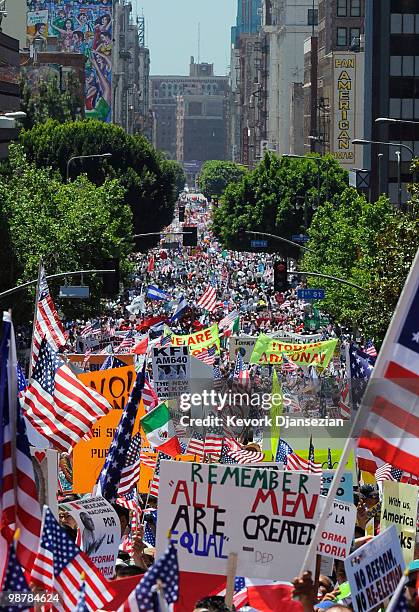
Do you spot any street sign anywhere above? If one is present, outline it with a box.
[250,239,268,248]
[59,286,90,299]
[297,288,325,300]
[292,234,310,243]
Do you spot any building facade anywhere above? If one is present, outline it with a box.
[303,0,365,170]
[363,0,419,205]
[0,31,20,158]
[2,0,27,49]
[151,58,229,160]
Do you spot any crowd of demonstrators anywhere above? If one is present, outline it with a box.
[11,196,417,612]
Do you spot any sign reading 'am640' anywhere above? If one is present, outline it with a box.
[156,461,321,580]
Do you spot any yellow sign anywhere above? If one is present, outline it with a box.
[250,336,337,368]
[139,454,197,494]
[168,324,220,356]
[380,481,419,564]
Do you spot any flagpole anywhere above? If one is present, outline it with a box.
[301,247,419,574]
[28,259,43,381]
[225,552,238,609]
[142,451,160,522]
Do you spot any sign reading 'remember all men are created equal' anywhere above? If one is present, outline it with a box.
[344,525,405,612]
[156,461,321,580]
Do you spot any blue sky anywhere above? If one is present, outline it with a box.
[134,0,237,75]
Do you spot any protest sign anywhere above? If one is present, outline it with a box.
[59,496,120,579]
[168,324,220,356]
[72,366,145,492]
[380,481,418,564]
[317,497,356,560]
[321,471,354,503]
[30,448,59,518]
[344,525,405,612]
[250,336,337,368]
[152,346,190,400]
[68,354,133,371]
[156,461,321,580]
[229,336,257,362]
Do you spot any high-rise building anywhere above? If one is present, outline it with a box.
[363,0,419,205]
[303,0,365,170]
[231,0,262,45]
[151,58,229,160]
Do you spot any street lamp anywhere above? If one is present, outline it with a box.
[352,139,414,209]
[375,117,419,126]
[66,153,112,182]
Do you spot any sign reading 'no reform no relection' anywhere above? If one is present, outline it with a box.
[156,461,321,580]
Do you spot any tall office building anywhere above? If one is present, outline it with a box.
[231,0,262,45]
[364,0,419,205]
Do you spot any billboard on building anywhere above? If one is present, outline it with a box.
[26,1,113,122]
[331,53,357,166]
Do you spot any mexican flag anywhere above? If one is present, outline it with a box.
[140,402,181,457]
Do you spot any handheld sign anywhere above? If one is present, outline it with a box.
[344,525,405,612]
[321,471,353,503]
[151,346,190,401]
[380,481,419,565]
[156,461,321,580]
[317,497,357,560]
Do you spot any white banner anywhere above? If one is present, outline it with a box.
[317,497,356,560]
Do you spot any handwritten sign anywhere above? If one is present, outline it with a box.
[321,471,354,503]
[317,497,356,560]
[380,481,418,564]
[77,365,136,411]
[156,461,321,580]
[344,525,405,612]
[59,496,119,579]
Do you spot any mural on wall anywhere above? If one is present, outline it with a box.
[26,1,113,122]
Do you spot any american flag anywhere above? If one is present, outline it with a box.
[276,438,294,464]
[16,362,27,404]
[23,338,110,453]
[375,463,403,483]
[223,438,264,464]
[149,452,172,498]
[194,345,217,365]
[117,543,178,612]
[212,363,224,389]
[2,542,31,603]
[1,314,42,572]
[118,432,142,496]
[212,576,248,609]
[280,300,291,309]
[143,377,160,412]
[143,508,157,547]
[95,368,145,502]
[232,353,251,390]
[100,355,127,370]
[115,331,135,353]
[117,490,141,556]
[76,581,88,612]
[31,266,67,370]
[186,432,205,459]
[204,433,223,460]
[358,254,419,476]
[364,339,378,357]
[31,507,114,612]
[348,343,375,409]
[218,310,239,336]
[196,286,217,312]
[80,320,101,338]
[140,452,157,469]
[339,382,351,419]
[276,438,322,473]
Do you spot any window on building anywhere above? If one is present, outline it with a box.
[337,0,347,17]
[415,56,419,76]
[390,55,402,76]
[391,14,402,34]
[350,0,361,16]
[337,27,347,46]
[308,8,318,26]
[402,98,414,119]
[414,99,419,119]
[403,14,415,34]
[389,98,401,118]
[402,56,414,76]
[350,27,361,48]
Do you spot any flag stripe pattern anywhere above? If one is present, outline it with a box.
[118,433,142,496]
[23,338,110,452]
[32,267,67,369]
[197,286,217,312]
[358,276,419,476]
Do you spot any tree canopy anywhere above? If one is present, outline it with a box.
[0,145,132,320]
[198,160,247,199]
[19,120,179,246]
[212,153,348,254]
[302,187,419,343]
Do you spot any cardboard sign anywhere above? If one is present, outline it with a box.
[317,497,356,560]
[30,448,59,519]
[156,461,321,580]
[138,453,197,494]
[72,366,145,493]
[60,496,119,579]
[380,481,419,564]
[321,471,354,503]
[152,346,190,400]
[344,525,405,612]
[68,354,133,371]
[229,336,257,363]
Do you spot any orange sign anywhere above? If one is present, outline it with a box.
[67,353,134,370]
[139,454,197,495]
[73,366,145,493]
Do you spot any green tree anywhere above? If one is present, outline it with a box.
[0,145,133,320]
[212,152,348,254]
[162,159,186,199]
[198,160,247,199]
[20,73,83,129]
[19,120,178,246]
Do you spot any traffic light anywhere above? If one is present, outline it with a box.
[179,206,185,222]
[183,226,198,247]
[274,260,289,292]
[102,258,120,296]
